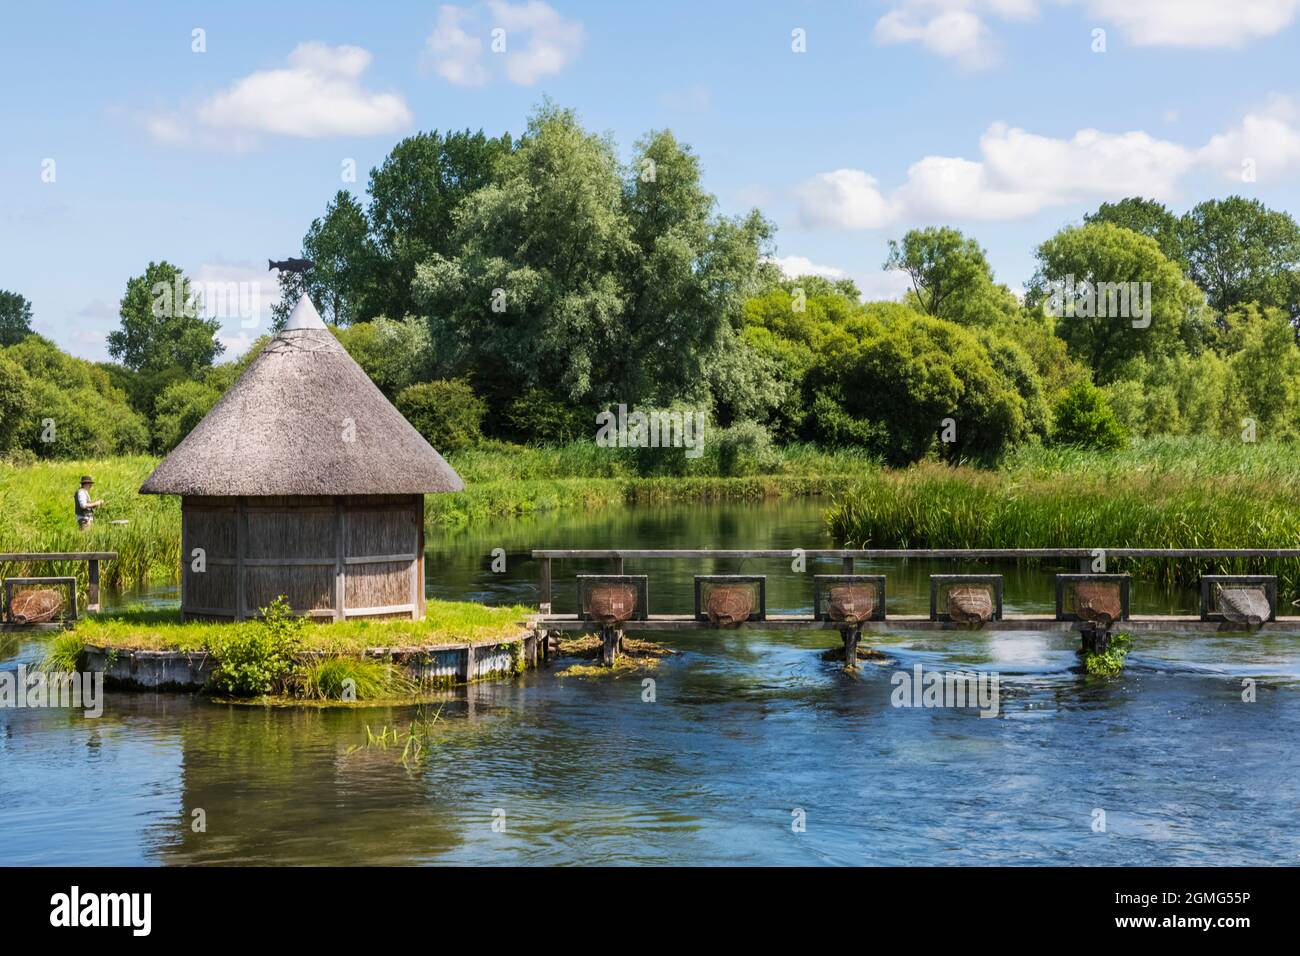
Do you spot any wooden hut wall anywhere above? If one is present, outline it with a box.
[181,494,424,621]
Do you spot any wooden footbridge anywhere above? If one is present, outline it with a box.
[530,548,1300,665]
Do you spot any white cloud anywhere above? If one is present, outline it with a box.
[874,0,1299,64]
[796,107,1300,229]
[1086,0,1300,48]
[149,43,411,147]
[1199,97,1300,181]
[794,169,900,229]
[769,255,848,280]
[425,1,583,86]
[428,5,489,85]
[874,3,1000,69]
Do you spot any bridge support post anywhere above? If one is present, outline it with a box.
[841,625,861,669]
[1079,625,1111,655]
[600,626,622,667]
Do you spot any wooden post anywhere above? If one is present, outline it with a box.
[842,557,854,574]
[334,499,345,623]
[1080,625,1110,655]
[462,643,476,682]
[612,555,624,574]
[87,559,100,614]
[235,497,247,620]
[600,625,620,667]
[539,556,552,613]
[841,625,860,668]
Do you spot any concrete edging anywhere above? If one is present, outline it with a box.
[80,630,543,691]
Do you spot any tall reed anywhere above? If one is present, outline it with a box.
[826,438,1300,598]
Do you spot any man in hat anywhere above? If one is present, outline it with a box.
[74,475,103,530]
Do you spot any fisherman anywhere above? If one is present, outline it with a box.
[74,475,103,530]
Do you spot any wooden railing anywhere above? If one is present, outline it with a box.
[531,548,1300,612]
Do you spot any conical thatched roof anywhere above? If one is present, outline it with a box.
[140,297,464,497]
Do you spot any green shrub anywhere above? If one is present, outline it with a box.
[714,420,781,477]
[205,597,305,697]
[1050,380,1128,451]
[41,631,85,673]
[396,379,487,451]
[502,387,591,444]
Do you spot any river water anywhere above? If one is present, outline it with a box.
[2,498,1298,865]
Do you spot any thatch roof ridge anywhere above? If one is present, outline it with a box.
[140,314,464,497]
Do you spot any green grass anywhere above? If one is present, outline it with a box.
[0,456,179,592]
[75,599,531,652]
[294,657,417,700]
[41,630,85,673]
[826,437,1300,599]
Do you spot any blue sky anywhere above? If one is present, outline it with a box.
[3,0,1299,361]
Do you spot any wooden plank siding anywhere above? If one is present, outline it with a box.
[180,494,425,621]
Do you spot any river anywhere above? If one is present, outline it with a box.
[2,498,1298,865]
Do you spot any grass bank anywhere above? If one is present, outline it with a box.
[827,437,1300,598]
[61,598,533,702]
[76,599,529,653]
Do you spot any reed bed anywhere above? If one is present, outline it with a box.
[827,438,1300,598]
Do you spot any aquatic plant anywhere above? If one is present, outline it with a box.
[1083,632,1132,677]
[295,657,415,701]
[40,630,85,673]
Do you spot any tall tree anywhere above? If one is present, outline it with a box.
[273,191,376,328]
[1180,196,1300,323]
[413,105,773,422]
[366,128,513,320]
[1085,198,1185,267]
[884,227,1017,326]
[0,290,34,346]
[108,262,223,410]
[1028,223,1202,383]
[414,104,631,411]
[620,129,773,406]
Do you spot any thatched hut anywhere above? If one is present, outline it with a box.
[140,297,463,622]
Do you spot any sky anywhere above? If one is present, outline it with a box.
[3,0,1299,362]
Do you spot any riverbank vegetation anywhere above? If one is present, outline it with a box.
[828,438,1300,598]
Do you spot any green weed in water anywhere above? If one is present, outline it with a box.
[1083,632,1133,677]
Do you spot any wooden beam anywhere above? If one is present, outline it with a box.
[528,612,1300,634]
[235,497,247,620]
[0,552,118,562]
[531,548,1300,560]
